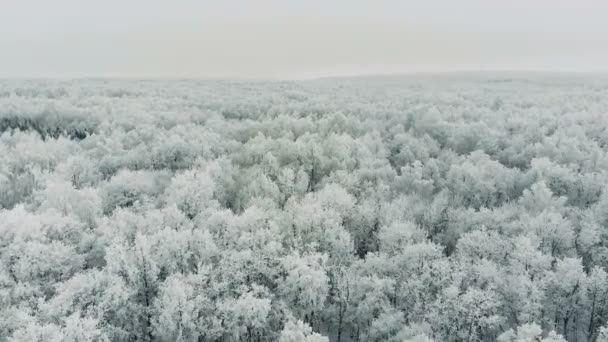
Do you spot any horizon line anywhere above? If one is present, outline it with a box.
[2,69,608,82]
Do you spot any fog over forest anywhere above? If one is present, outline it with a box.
[2,76,608,341]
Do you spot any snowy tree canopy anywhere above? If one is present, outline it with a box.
[2,76,608,341]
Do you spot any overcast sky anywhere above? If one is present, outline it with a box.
[2,0,608,79]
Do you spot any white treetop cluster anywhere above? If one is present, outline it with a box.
[1,76,608,341]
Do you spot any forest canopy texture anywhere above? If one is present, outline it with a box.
[2,76,608,342]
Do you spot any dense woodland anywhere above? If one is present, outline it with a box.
[2,76,608,341]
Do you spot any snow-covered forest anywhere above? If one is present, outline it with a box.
[2,76,608,342]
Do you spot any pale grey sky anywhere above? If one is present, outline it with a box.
[2,0,608,79]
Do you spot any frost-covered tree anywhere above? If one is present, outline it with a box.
[2,77,608,341]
